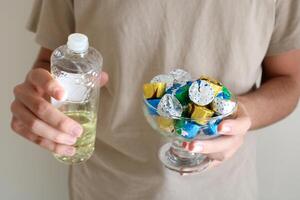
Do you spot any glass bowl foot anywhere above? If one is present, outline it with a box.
[159,142,210,175]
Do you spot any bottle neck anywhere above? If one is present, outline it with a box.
[66,47,88,57]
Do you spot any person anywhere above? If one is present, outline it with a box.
[10,0,300,199]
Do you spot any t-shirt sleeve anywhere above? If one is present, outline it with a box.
[266,0,300,56]
[27,0,75,50]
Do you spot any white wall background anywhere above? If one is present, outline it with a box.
[0,1,299,200]
[0,1,69,200]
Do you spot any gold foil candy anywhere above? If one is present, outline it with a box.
[210,83,223,96]
[155,83,167,98]
[191,104,214,125]
[143,83,156,99]
[200,75,223,86]
[143,83,166,99]
[156,116,174,132]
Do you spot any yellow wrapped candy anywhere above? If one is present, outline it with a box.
[143,83,156,99]
[155,83,166,98]
[156,116,174,132]
[191,104,214,125]
[143,83,166,99]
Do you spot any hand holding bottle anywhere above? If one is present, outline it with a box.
[10,68,108,157]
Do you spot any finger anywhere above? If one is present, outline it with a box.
[218,116,251,136]
[11,117,75,156]
[99,71,109,87]
[207,146,239,162]
[26,68,65,100]
[207,160,222,169]
[218,102,251,135]
[10,100,77,145]
[186,135,241,154]
[15,85,82,137]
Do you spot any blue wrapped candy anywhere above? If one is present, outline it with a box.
[216,86,231,100]
[175,119,202,139]
[166,83,182,94]
[203,119,222,136]
[185,81,193,87]
[146,99,160,115]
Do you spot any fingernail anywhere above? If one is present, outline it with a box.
[54,89,68,101]
[64,147,75,156]
[189,142,203,153]
[60,135,77,145]
[54,89,63,99]
[182,142,187,148]
[192,145,204,153]
[71,126,83,137]
[220,125,231,133]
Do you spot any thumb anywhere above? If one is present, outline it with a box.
[218,102,251,135]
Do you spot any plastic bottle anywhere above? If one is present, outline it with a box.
[50,33,103,164]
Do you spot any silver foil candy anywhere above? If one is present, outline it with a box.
[212,97,236,115]
[151,74,174,89]
[189,80,215,106]
[169,69,192,84]
[157,94,183,118]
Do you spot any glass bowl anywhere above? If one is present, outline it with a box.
[143,96,237,174]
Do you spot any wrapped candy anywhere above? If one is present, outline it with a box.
[212,96,236,115]
[143,83,156,99]
[156,116,175,132]
[217,86,232,100]
[200,75,222,85]
[190,104,214,125]
[146,99,160,115]
[169,69,192,84]
[200,75,223,96]
[175,119,201,139]
[151,74,174,89]
[203,118,222,136]
[143,83,166,99]
[166,83,182,95]
[143,69,237,139]
[174,83,191,106]
[188,80,215,106]
[157,94,183,118]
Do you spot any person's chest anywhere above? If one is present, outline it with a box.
[74,0,276,95]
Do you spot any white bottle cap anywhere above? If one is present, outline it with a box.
[67,33,89,53]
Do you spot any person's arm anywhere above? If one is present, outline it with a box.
[240,50,300,129]
[184,50,300,167]
[184,0,300,169]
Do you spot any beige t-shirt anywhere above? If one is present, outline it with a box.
[28,0,300,200]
